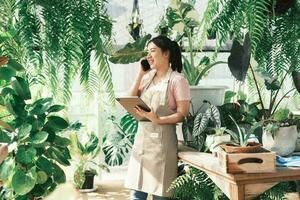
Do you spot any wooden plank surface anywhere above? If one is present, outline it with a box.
[178,146,300,185]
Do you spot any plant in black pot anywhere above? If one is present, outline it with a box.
[70,131,108,191]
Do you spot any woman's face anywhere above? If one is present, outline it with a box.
[146,42,169,70]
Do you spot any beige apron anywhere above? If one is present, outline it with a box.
[125,68,178,197]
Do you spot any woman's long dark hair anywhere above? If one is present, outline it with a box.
[148,35,182,73]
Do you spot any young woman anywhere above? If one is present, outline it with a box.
[125,35,190,200]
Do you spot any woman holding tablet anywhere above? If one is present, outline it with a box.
[125,35,190,200]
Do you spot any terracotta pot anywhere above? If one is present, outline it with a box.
[220,143,262,153]
[205,134,231,153]
[262,125,297,156]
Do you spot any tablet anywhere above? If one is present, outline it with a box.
[116,96,151,121]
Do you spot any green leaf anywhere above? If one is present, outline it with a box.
[85,132,99,154]
[52,163,66,184]
[273,108,290,122]
[27,98,53,115]
[0,129,11,143]
[36,156,53,174]
[16,146,37,164]
[109,34,151,64]
[0,157,15,180]
[224,91,236,104]
[0,67,16,81]
[18,124,32,140]
[1,87,16,97]
[47,147,70,166]
[7,59,25,71]
[12,167,37,195]
[11,76,31,100]
[30,131,49,144]
[47,105,65,113]
[37,171,48,184]
[53,135,70,147]
[44,116,69,132]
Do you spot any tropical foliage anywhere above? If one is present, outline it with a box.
[170,165,290,200]
[201,0,300,114]
[0,58,72,199]
[184,100,221,150]
[102,113,138,166]
[0,0,115,103]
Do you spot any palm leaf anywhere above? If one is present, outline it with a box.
[109,34,151,64]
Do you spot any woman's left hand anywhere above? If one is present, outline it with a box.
[134,106,159,124]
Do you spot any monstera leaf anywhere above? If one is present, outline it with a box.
[228,33,251,81]
[109,34,151,64]
[292,71,300,93]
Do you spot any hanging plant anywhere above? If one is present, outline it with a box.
[0,0,115,104]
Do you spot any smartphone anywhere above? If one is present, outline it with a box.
[140,59,150,71]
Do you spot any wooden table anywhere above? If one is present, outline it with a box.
[178,145,300,200]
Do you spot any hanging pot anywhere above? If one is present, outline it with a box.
[262,125,297,156]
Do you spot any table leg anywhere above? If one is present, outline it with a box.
[230,183,245,200]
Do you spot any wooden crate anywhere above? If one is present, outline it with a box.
[217,148,276,174]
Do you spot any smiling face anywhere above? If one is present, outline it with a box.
[146,42,170,70]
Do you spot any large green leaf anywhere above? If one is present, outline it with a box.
[44,116,69,132]
[109,34,151,64]
[0,129,11,143]
[7,59,25,71]
[12,167,37,195]
[47,105,65,113]
[47,147,70,166]
[26,98,53,115]
[53,135,70,147]
[16,146,37,164]
[36,156,53,174]
[85,132,99,154]
[17,124,32,140]
[0,67,16,81]
[36,171,48,184]
[30,131,49,144]
[18,124,32,140]
[1,87,16,97]
[0,157,15,180]
[52,162,66,184]
[11,76,31,100]
[228,33,251,81]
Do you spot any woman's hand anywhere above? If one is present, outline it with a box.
[134,106,159,124]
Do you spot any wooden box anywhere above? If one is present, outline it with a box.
[217,148,276,174]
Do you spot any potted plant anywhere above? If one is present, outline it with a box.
[262,108,300,156]
[0,56,72,199]
[220,116,263,153]
[70,131,108,191]
[183,100,230,152]
[205,127,230,154]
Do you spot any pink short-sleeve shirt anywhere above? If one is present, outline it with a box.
[138,69,190,111]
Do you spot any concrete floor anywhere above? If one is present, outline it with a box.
[78,180,130,200]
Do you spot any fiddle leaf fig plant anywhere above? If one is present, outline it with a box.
[0,73,72,199]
